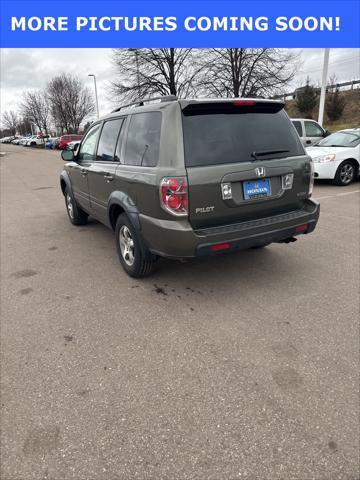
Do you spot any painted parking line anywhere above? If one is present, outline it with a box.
[316,190,360,200]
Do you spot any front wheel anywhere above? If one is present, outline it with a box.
[115,214,157,278]
[334,161,356,186]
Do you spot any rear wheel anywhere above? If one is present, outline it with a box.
[64,187,88,225]
[334,161,356,186]
[115,214,157,278]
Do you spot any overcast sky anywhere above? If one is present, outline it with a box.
[1,48,359,125]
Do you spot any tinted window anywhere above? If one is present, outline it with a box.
[182,106,304,167]
[124,112,161,167]
[97,118,124,161]
[292,120,302,136]
[78,123,101,162]
[305,121,324,137]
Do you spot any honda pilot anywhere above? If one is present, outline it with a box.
[60,96,320,277]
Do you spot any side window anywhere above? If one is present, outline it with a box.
[305,121,324,137]
[96,118,124,162]
[78,123,101,162]
[292,121,302,137]
[124,112,161,167]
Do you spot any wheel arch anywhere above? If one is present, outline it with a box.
[60,171,73,197]
[344,158,360,174]
[108,191,140,231]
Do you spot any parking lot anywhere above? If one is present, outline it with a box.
[1,144,359,480]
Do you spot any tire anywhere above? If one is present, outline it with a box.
[30,142,36,146]
[64,187,88,225]
[115,213,157,278]
[334,160,356,186]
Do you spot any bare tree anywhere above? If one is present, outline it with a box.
[17,117,33,136]
[47,74,95,133]
[110,48,201,102]
[2,110,19,135]
[197,48,298,98]
[21,91,50,134]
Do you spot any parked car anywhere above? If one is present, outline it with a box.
[45,137,59,149]
[18,135,34,145]
[52,137,60,149]
[25,135,45,146]
[66,140,81,151]
[26,134,50,147]
[0,136,16,143]
[60,96,319,278]
[306,129,360,185]
[291,118,331,146]
[59,134,83,150]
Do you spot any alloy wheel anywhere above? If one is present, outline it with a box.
[119,225,135,266]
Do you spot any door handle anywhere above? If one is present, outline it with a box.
[81,168,88,176]
[306,140,311,145]
[104,174,114,182]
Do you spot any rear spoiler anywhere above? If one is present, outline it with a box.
[180,98,284,115]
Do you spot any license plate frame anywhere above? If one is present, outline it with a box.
[243,178,272,200]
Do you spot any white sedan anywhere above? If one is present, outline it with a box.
[306,129,360,186]
[306,128,360,186]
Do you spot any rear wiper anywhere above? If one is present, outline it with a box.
[251,149,290,161]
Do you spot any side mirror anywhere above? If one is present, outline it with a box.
[324,129,331,137]
[61,150,75,161]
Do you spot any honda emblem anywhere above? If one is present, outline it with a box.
[255,167,266,177]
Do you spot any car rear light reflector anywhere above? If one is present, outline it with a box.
[160,177,188,216]
[295,224,308,233]
[211,243,231,251]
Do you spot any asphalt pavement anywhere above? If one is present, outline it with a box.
[1,144,359,480]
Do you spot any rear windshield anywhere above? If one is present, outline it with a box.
[182,103,304,167]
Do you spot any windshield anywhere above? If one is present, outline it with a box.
[317,131,360,147]
[182,105,304,167]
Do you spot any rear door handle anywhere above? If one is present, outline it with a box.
[104,174,114,182]
[81,168,88,177]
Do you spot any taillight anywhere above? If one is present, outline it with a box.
[160,177,188,216]
[233,100,256,106]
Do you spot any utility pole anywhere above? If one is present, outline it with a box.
[318,48,330,126]
[88,74,100,119]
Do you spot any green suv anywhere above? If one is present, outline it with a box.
[60,96,320,277]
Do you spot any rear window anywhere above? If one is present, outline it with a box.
[182,104,304,167]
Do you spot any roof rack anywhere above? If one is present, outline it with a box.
[111,95,178,113]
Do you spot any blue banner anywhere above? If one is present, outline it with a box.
[1,0,359,48]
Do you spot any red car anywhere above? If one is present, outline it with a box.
[59,134,83,150]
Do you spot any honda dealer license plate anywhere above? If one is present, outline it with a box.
[243,179,271,200]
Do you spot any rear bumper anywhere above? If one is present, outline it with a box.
[139,198,320,259]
